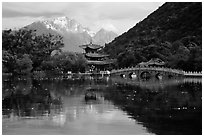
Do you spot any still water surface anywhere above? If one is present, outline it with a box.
[2,76,202,135]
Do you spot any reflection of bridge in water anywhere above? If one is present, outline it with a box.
[110,66,202,79]
[104,77,202,135]
[111,77,202,90]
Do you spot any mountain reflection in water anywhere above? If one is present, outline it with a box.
[2,76,202,135]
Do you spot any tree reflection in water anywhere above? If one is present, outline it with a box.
[2,78,63,122]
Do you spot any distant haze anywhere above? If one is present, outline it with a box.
[2,2,163,35]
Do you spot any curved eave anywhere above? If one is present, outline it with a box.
[139,62,165,66]
[79,44,103,49]
[147,62,165,66]
[79,45,88,49]
[87,60,114,65]
[88,45,103,49]
[85,53,109,58]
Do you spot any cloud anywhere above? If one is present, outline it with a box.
[93,18,138,34]
[74,2,163,21]
[101,23,118,33]
[2,2,163,34]
[2,16,45,29]
[3,8,64,18]
[2,2,68,17]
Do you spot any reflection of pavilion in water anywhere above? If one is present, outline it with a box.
[2,79,116,128]
[31,95,116,127]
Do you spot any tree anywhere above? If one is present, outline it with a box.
[117,50,137,68]
[14,54,33,75]
[2,29,64,73]
[2,50,18,73]
[43,52,87,73]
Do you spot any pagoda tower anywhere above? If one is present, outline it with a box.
[79,42,113,73]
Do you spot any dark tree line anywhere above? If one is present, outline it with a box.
[2,29,87,75]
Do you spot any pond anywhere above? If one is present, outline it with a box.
[2,75,202,135]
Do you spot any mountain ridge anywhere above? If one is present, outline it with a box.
[103,2,202,71]
[25,16,118,52]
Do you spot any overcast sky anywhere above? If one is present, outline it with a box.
[2,2,164,34]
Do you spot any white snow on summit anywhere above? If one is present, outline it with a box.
[41,16,96,36]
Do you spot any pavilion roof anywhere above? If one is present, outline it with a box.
[139,58,165,66]
[79,42,103,50]
[86,59,115,65]
[85,53,109,58]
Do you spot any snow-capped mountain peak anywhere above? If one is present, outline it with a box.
[41,16,94,35]
[25,16,118,52]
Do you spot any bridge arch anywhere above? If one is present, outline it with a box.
[129,72,137,79]
[168,74,173,78]
[120,74,126,78]
[155,73,162,80]
[140,71,151,79]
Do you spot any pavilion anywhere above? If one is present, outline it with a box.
[138,58,165,67]
[79,42,114,73]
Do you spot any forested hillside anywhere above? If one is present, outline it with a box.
[104,2,202,71]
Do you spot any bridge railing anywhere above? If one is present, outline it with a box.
[183,71,202,76]
[110,66,198,75]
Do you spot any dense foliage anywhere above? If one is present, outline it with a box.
[2,29,86,75]
[104,2,202,71]
[41,52,87,73]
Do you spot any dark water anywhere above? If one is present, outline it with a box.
[2,76,202,135]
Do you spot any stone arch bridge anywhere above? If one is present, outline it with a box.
[110,66,185,79]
